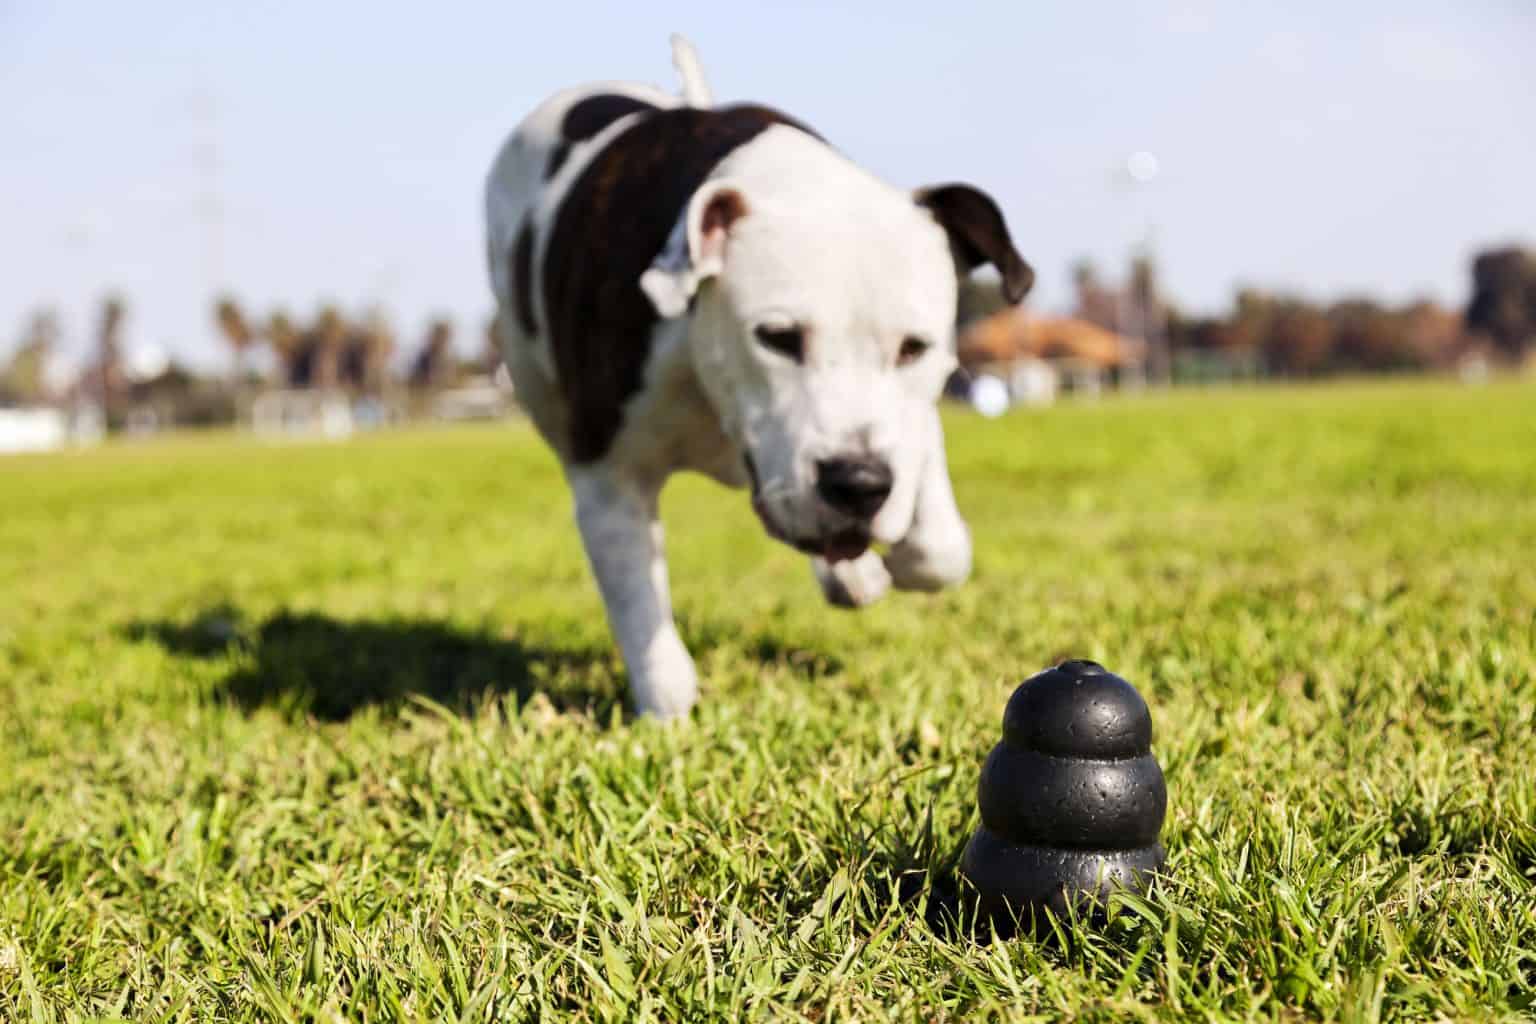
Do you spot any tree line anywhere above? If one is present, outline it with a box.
[1,297,500,426]
[5,243,1533,424]
[1071,244,1536,376]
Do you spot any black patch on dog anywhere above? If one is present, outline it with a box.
[511,217,538,335]
[546,143,572,181]
[547,95,660,182]
[542,103,821,463]
[563,93,660,144]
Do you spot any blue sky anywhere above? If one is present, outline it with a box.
[2,1,1532,369]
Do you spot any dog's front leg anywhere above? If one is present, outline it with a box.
[884,408,972,591]
[569,466,698,720]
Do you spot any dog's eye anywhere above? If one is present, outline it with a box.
[754,325,805,363]
[897,337,930,367]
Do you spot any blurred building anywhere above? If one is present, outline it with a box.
[958,308,1145,404]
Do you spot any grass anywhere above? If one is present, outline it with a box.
[2,377,1535,1022]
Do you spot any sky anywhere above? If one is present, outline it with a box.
[2,0,1533,370]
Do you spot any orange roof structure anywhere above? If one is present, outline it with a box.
[959,310,1145,371]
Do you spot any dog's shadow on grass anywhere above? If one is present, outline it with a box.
[126,604,843,724]
[126,605,619,722]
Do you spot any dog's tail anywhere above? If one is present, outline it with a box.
[669,34,714,107]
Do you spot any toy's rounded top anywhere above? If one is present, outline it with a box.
[1002,660,1152,758]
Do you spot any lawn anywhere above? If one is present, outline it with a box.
[2,378,1534,1022]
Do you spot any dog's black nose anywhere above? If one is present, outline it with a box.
[815,457,893,520]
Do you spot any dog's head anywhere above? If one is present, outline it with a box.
[641,131,1031,561]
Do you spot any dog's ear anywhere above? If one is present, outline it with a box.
[641,181,748,318]
[916,183,1034,304]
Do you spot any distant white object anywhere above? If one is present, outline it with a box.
[318,398,354,439]
[1009,358,1059,407]
[0,408,68,453]
[250,390,355,440]
[1126,150,1160,184]
[42,349,83,396]
[125,344,169,381]
[970,375,1010,418]
[433,377,514,422]
[70,405,105,445]
[1458,353,1490,385]
[492,362,515,392]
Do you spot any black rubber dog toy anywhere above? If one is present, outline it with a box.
[960,660,1166,931]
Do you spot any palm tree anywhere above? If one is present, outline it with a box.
[1,309,60,404]
[355,308,395,396]
[265,311,300,387]
[97,294,125,424]
[481,314,504,375]
[409,318,454,391]
[312,306,347,391]
[214,295,255,383]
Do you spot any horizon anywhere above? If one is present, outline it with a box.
[2,1,1533,370]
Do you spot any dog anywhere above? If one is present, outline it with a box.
[484,36,1032,718]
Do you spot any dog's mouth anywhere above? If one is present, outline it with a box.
[745,452,871,563]
[795,528,872,562]
[751,494,871,562]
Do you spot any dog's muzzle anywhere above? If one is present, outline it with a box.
[814,456,892,520]
[744,451,879,563]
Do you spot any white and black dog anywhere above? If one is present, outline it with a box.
[485,36,1031,719]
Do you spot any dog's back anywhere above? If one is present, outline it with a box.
[483,38,820,464]
[483,81,680,334]
[483,46,695,464]
[484,36,719,342]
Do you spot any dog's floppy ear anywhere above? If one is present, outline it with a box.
[640,181,748,318]
[916,183,1034,304]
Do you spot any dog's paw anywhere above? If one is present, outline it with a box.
[884,531,972,592]
[812,551,892,609]
[628,631,699,721]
